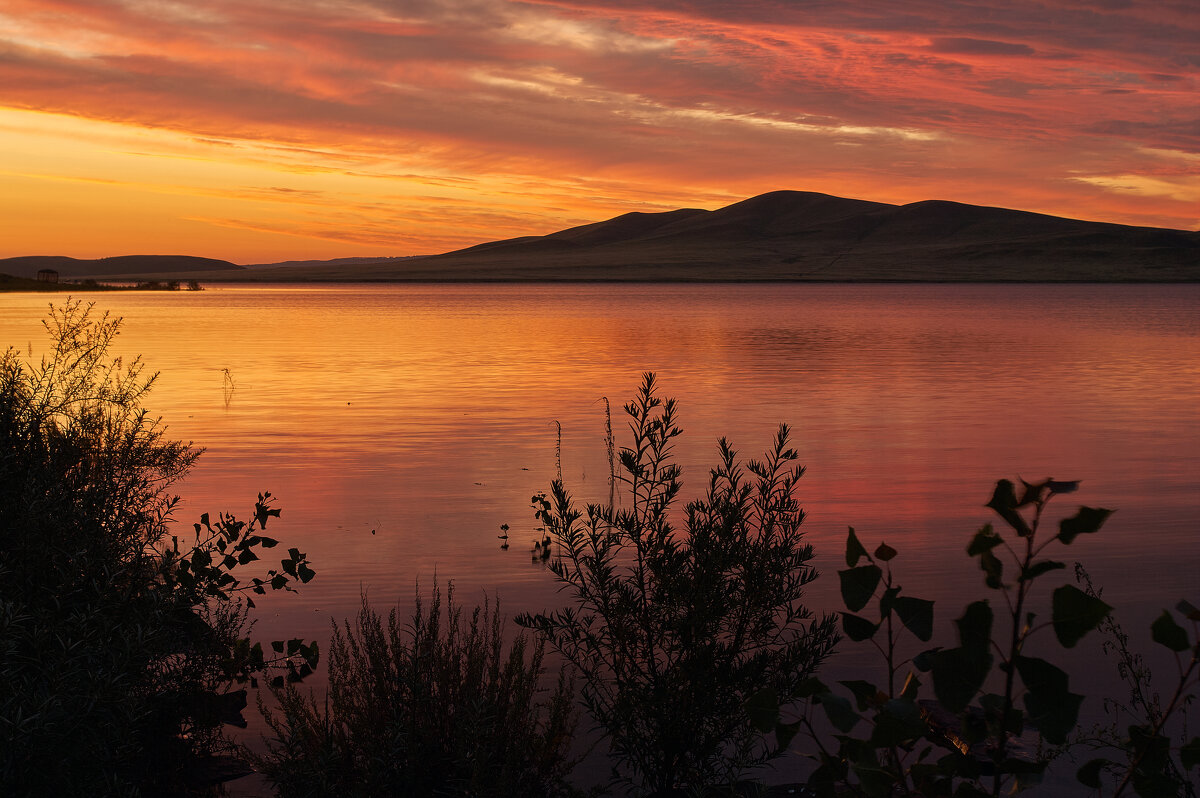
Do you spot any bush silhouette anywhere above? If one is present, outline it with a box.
[518,373,839,795]
[255,581,579,798]
[0,300,315,795]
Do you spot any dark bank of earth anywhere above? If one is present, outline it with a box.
[0,273,81,292]
[0,255,242,281]
[8,191,1199,282]
[0,273,205,293]
[384,192,1198,282]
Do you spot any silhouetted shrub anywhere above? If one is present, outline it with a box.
[518,373,839,795]
[749,479,1198,798]
[0,300,316,796]
[1073,567,1199,798]
[255,581,579,798]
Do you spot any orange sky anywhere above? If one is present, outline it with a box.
[1,0,1197,264]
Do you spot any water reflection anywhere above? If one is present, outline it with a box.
[2,283,1197,736]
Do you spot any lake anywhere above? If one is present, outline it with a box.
[2,282,1197,791]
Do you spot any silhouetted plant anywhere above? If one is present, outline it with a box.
[254,581,579,798]
[747,528,936,796]
[939,479,1113,795]
[752,478,1118,797]
[600,395,616,508]
[0,299,316,795]
[1072,567,1199,797]
[517,373,839,795]
[163,492,320,687]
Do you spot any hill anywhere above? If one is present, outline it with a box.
[230,191,1197,282]
[11,192,1198,282]
[0,273,74,292]
[0,255,242,279]
[244,256,421,269]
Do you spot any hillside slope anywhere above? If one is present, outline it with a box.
[0,255,242,279]
[17,192,1197,282]
[239,191,1196,281]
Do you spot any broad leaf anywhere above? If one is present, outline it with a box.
[980,549,1004,589]
[1058,506,1113,544]
[1018,479,1049,506]
[846,526,870,567]
[1052,585,1112,648]
[986,478,1019,511]
[816,692,860,733]
[927,601,993,712]
[1151,610,1190,652]
[894,596,934,641]
[912,647,939,672]
[869,698,927,747]
[967,524,1003,556]
[957,600,994,656]
[775,719,803,751]
[1178,600,1200,621]
[1015,656,1083,744]
[840,679,882,711]
[927,647,990,714]
[874,541,897,562]
[841,612,880,642]
[796,677,830,698]
[1019,559,1065,583]
[879,585,901,618]
[986,479,1033,537]
[839,564,882,612]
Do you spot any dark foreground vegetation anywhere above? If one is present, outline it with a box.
[1,304,1196,797]
[253,585,580,798]
[1,301,314,796]
[0,273,203,292]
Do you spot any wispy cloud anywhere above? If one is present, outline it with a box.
[0,0,1196,260]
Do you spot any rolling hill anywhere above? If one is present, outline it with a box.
[0,255,242,280]
[236,191,1198,282]
[11,192,1198,282]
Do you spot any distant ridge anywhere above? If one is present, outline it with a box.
[232,190,1196,282]
[8,192,1198,282]
[377,191,1197,282]
[244,256,420,269]
[0,255,242,279]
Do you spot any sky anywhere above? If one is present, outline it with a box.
[1,0,1197,264]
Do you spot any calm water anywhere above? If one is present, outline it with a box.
[3,283,1198,789]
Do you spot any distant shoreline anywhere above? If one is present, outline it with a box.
[8,278,1197,291]
[5,191,1197,285]
[0,274,204,293]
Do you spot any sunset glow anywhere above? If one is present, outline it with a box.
[2,0,1197,263]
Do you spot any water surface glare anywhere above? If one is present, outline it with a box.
[3,282,1197,789]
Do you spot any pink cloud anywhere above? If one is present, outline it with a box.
[0,0,1196,260]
